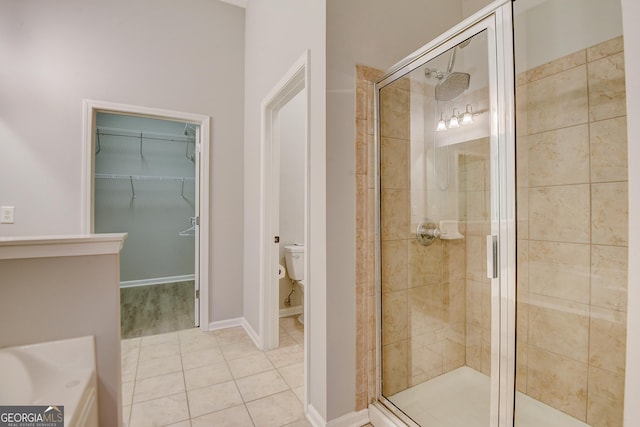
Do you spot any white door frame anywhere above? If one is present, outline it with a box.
[81,99,211,330]
[259,51,310,351]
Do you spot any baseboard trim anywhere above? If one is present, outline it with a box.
[207,317,244,331]
[121,274,195,288]
[241,318,262,348]
[279,305,303,317]
[307,404,325,427]
[307,405,369,427]
[207,317,262,348]
[328,409,369,427]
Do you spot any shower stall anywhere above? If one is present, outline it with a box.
[373,0,628,426]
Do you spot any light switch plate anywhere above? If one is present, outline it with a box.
[1,206,15,224]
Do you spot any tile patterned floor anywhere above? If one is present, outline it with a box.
[122,316,307,427]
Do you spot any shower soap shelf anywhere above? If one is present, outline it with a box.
[416,219,463,246]
[439,220,464,240]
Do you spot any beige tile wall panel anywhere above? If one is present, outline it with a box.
[517,37,628,421]
[382,341,409,396]
[526,346,588,421]
[528,240,591,304]
[529,184,591,243]
[586,366,625,427]
[591,181,629,246]
[588,306,627,375]
[591,245,628,312]
[590,116,628,183]
[526,65,588,135]
[527,125,590,187]
[588,52,627,122]
[528,295,590,363]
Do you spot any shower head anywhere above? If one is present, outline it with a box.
[435,72,470,101]
[458,38,472,49]
[433,38,472,101]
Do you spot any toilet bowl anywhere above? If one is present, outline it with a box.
[284,244,305,324]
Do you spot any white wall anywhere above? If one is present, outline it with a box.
[242,0,326,417]
[326,0,464,420]
[279,90,305,309]
[463,0,494,17]
[621,0,640,424]
[0,0,245,322]
[514,0,623,73]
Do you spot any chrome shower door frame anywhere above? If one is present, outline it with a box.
[372,1,516,426]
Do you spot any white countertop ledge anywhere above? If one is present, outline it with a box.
[0,233,128,260]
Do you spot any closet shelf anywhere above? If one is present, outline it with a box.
[95,125,197,161]
[95,174,194,199]
[95,173,195,181]
[96,126,195,144]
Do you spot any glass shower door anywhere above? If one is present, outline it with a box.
[377,8,515,426]
[513,1,628,426]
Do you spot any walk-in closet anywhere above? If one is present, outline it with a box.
[94,112,199,338]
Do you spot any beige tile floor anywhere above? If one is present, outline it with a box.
[122,316,307,427]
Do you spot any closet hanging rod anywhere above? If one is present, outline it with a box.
[179,217,197,237]
[95,173,195,181]
[96,126,196,144]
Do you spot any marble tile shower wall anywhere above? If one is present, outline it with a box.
[357,67,471,400]
[459,140,492,376]
[378,75,420,397]
[355,65,383,410]
[356,35,628,422]
[516,36,628,426]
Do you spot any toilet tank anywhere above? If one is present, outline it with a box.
[284,244,305,281]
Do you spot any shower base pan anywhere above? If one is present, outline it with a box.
[388,366,589,427]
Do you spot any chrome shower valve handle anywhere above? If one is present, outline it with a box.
[416,218,441,246]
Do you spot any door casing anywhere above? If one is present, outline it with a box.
[259,51,310,350]
[81,99,211,330]
[259,51,311,410]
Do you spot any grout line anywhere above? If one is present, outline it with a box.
[124,339,141,427]
[177,332,193,424]
[125,319,305,426]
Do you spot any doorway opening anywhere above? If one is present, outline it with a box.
[277,89,307,346]
[260,51,310,353]
[82,100,211,335]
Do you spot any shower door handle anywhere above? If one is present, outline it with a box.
[486,235,498,279]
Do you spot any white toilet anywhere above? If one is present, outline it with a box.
[284,244,305,324]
